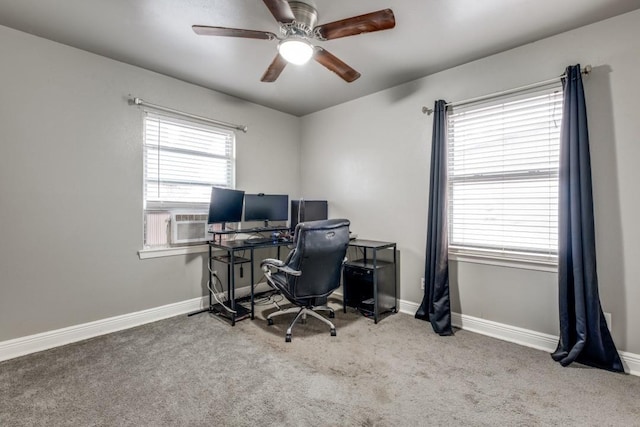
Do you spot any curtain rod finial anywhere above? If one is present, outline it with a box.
[422,106,433,115]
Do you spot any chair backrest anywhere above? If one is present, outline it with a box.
[285,218,351,299]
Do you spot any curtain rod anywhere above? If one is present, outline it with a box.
[421,65,592,115]
[129,97,248,133]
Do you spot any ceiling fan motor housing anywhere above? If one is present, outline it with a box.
[280,1,318,38]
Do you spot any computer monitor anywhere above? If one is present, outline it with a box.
[244,194,289,226]
[290,200,328,231]
[207,187,245,227]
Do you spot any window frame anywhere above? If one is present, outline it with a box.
[141,110,237,251]
[445,84,563,269]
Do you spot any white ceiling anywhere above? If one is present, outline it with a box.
[1,0,639,116]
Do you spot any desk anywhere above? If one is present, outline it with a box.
[189,235,292,325]
[190,234,397,325]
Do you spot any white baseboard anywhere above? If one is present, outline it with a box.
[451,312,558,352]
[398,298,420,315]
[398,298,640,376]
[0,296,207,363]
[3,295,639,376]
[619,350,640,377]
[0,283,277,363]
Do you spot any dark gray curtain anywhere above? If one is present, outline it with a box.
[416,100,453,336]
[551,65,623,372]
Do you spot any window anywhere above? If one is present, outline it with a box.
[143,111,235,248]
[447,84,562,263]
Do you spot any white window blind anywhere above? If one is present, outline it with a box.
[143,111,235,210]
[142,111,235,248]
[447,84,562,261]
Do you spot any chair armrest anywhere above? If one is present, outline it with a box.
[261,258,285,269]
[278,265,302,276]
[261,258,302,276]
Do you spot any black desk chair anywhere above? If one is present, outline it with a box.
[261,219,350,342]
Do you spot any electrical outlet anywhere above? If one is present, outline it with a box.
[604,312,612,331]
[421,277,425,290]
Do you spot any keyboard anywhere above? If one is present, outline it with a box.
[247,226,284,233]
[245,237,276,245]
[246,237,291,245]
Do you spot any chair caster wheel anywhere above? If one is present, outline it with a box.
[329,311,335,318]
[267,318,273,326]
[285,334,292,343]
[330,328,337,337]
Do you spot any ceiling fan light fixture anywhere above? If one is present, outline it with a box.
[278,38,313,65]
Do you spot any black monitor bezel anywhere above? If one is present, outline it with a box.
[207,187,245,225]
[244,194,289,222]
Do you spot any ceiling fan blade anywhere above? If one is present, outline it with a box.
[192,25,276,40]
[261,54,288,82]
[314,9,396,41]
[262,0,295,24]
[313,47,361,83]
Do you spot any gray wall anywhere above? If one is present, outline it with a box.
[2,10,639,357]
[300,10,640,354]
[0,26,300,341]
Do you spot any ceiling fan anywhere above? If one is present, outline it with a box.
[192,0,395,83]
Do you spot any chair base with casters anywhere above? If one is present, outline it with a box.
[260,218,351,343]
[266,303,336,342]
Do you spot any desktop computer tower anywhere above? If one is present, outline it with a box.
[290,200,328,231]
[343,260,396,318]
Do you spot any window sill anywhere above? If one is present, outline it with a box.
[138,244,209,260]
[449,250,557,272]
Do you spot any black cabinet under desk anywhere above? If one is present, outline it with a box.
[343,239,398,323]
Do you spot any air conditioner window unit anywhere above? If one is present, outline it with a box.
[170,212,209,244]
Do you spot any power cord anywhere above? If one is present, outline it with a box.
[254,292,285,307]
[252,272,285,309]
[207,264,237,314]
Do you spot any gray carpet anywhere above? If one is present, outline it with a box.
[2,297,640,426]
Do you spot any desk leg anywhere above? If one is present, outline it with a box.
[373,249,379,324]
[208,245,213,309]
[230,251,236,326]
[342,270,347,314]
[250,248,255,320]
[393,245,398,312]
